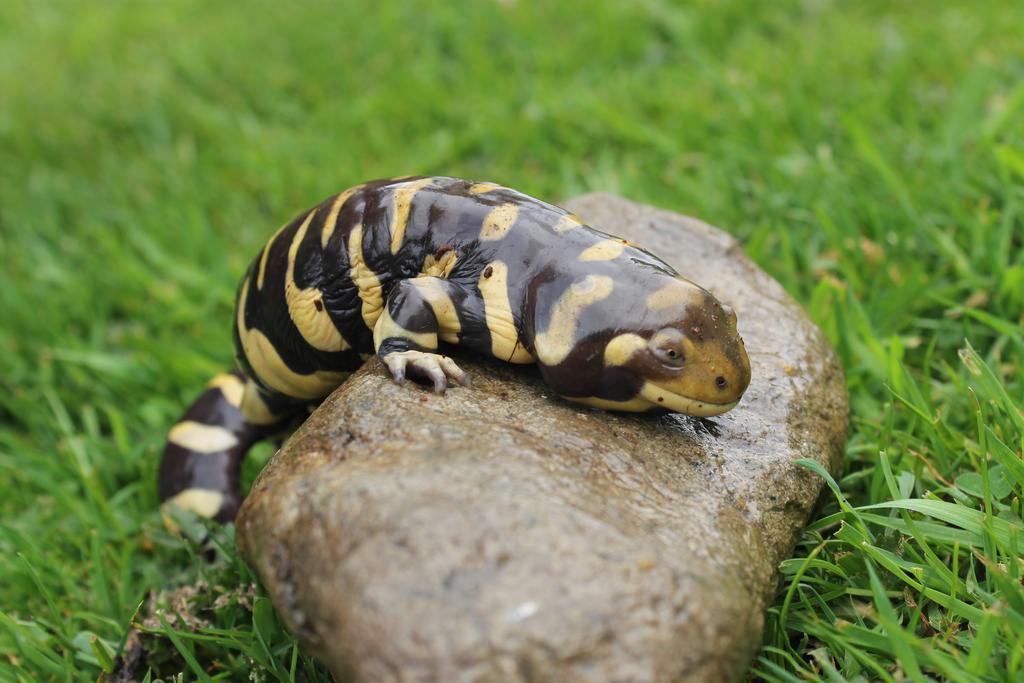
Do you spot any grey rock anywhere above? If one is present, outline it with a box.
[236,194,848,683]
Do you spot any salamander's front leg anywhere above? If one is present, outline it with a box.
[374,277,470,393]
[382,351,467,393]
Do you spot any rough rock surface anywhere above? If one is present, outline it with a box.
[236,194,849,683]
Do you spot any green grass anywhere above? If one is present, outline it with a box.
[1,0,1022,680]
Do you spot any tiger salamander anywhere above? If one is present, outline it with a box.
[159,176,752,521]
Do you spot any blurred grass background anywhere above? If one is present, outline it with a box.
[1,0,1023,680]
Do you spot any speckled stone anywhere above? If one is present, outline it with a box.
[236,194,848,683]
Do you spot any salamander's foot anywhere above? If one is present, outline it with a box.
[383,350,469,394]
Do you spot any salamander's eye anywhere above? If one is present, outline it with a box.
[653,347,685,367]
[649,328,689,368]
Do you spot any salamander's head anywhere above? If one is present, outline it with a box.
[533,273,751,417]
[606,279,752,416]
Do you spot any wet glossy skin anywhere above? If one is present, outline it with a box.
[159,176,751,521]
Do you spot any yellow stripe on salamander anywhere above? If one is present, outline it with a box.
[419,249,458,279]
[257,223,289,291]
[168,421,239,453]
[165,488,225,518]
[468,182,502,194]
[320,185,360,250]
[348,224,385,330]
[206,373,245,407]
[239,379,285,426]
[646,280,705,310]
[284,209,352,352]
[407,278,462,344]
[236,277,348,400]
[207,373,282,426]
[552,214,583,234]
[603,333,647,367]
[477,261,534,363]
[533,275,614,366]
[479,203,520,241]
[578,239,627,261]
[373,306,438,351]
[389,178,434,254]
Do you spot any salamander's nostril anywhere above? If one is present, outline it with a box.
[715,376,727,389]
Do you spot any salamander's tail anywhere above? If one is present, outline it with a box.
[158,370,295,523]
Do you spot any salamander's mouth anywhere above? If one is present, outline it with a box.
[639,382,740,417]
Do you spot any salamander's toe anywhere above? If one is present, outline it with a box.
[438,355,469,387]
[422,361,448,394]
[383,354,408,384]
